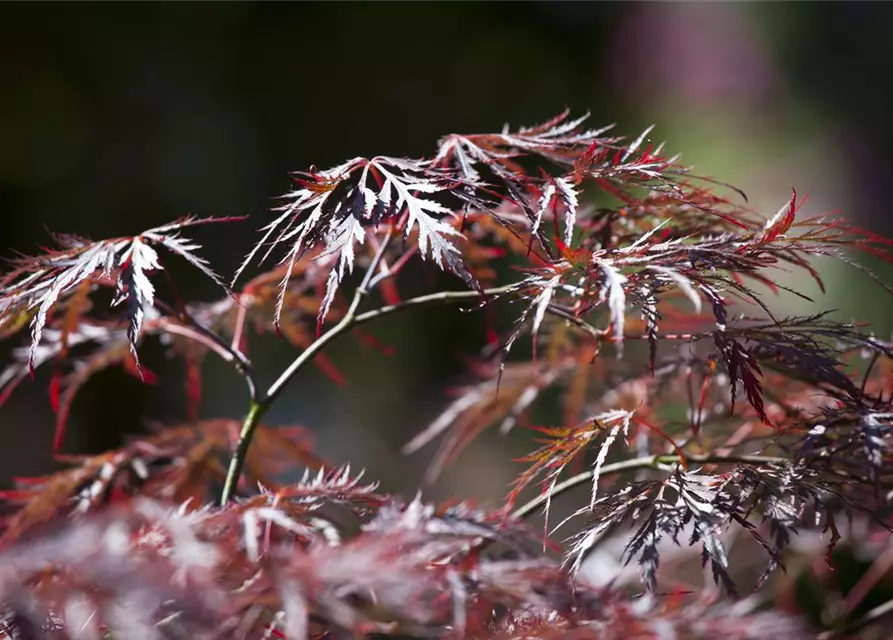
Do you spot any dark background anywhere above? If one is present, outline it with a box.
[2,2,892,507]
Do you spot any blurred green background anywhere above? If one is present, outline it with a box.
[1,1,892,510]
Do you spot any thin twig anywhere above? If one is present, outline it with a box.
[218,280,522,504]
[154,302,260,401]
[510,453,786,520]
[545,304,608,341]
[218,277,528,505]
[221,230,396,504]
[351,283,519,328]
[263,231,395,407]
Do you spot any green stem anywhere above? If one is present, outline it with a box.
[218,297,372,505]
[219,281,522,504]
[510,453,785,520]
[220,400,264,504]
[218,288,516,505]
[351,283,518,328]
[219,233,394,505]
[219,233,533,505]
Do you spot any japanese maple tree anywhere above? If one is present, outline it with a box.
[0,110,892,638]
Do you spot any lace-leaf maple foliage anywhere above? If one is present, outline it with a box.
[0,110,892,638]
